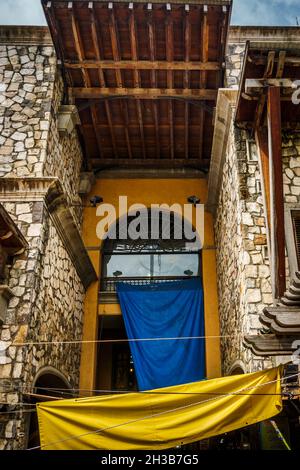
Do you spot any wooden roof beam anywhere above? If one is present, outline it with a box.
[276,51,287,79]
[108,3,123,88]
[121,100,133,159]
[147,5,160,159]
[64,60,221,71]
[68,2,103,162]
[90,158,210,169]
[245,78,296,96]
[129,4,146,159]
[70,87,218,100]
[268,86,286,299]
[166,8,174,159]
[88,2,105,87]
[199,6,208,162]
[184,6,191,160]
[89,3,118,158]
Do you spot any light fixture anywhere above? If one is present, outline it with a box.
[187,195,200,207]
[69,196,103,208]
[89,195,103,207]
[184,270,193,277]
[113,271,123,277]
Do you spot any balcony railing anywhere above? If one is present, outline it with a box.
[100,275,201,293]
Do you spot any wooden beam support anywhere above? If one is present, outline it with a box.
[89,3,105,88]
[267,86,286,299]
[129,6,146,159]
[121,100,133,160]
[245,78,296,95]
[108,5,123,88]
[64,60,220,71]
[184,9,191,160]
[255,127,271,229]
[69,3,102,163]
[166,13,174,159]
[147,9,160,159]
[70,87,218,100]
[264,51,276,78]
[198,7,208,163]
[129,6,140,87]
[276,51,286,79]
[90,158,210,169]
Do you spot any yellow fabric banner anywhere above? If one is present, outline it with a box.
[37,366,283,450]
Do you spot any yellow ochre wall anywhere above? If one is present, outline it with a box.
[80,178,221,393]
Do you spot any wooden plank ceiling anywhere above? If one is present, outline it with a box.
[235,45,300,129]
[42,0,231,171]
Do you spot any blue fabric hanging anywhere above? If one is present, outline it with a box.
[116,278,205,391]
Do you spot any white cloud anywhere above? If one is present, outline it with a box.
[0,0,46,25]
[0,0,299,27]
[232,0,300,26]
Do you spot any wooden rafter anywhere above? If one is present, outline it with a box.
[70,87,218,100]
[108,4,123,88]
[166,10,174,159]
[267,86,286,299]
[147,5,160,159]
[89,3,118,158]
[198,6,208,162]
[89,3,105,87]
[43,1,230,169]
[129,5,146,159]
[68,2,102,161]
[184,6,191,160]
[64,60,220,71]
[90,158,210,169]
[276,51,286,79]
[121,100,133,159]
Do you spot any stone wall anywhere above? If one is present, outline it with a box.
[214,123,274,375]
[0,44,56,177]
[215,32,300,375]
[0,31,86,450]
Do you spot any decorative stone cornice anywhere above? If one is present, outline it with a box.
[0,177,57,202]
[0,177,97,290]
[244,334,299,356]
[0,26,53,46]
[207,89,238,215]
[260,306,300,335]
[228,26,300,48]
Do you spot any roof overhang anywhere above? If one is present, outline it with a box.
[42,0,232,172]
[235,41,300,130]
[0,204,28,256]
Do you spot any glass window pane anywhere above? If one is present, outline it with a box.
[103,254,151,277]
[152,254,200,277]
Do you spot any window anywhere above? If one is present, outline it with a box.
[101,210,201,293]
[291,210,300,270]
[284,205,300,276]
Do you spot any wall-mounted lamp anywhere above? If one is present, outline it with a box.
[187,195,201,207]
[184,270,193,277]
[90,195,103,207]
[69,195,103,208]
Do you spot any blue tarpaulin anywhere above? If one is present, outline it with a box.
[116,278,205,391]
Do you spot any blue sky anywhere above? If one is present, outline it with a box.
[0,0,300,26]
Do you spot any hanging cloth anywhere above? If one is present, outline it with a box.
[37,366,283,450]
[116,278,205,391]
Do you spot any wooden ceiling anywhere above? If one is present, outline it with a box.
[42,1,231,171]
[235,44,300,129]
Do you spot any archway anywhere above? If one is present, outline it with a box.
[97,208,203,391]
[27,367,72,449]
